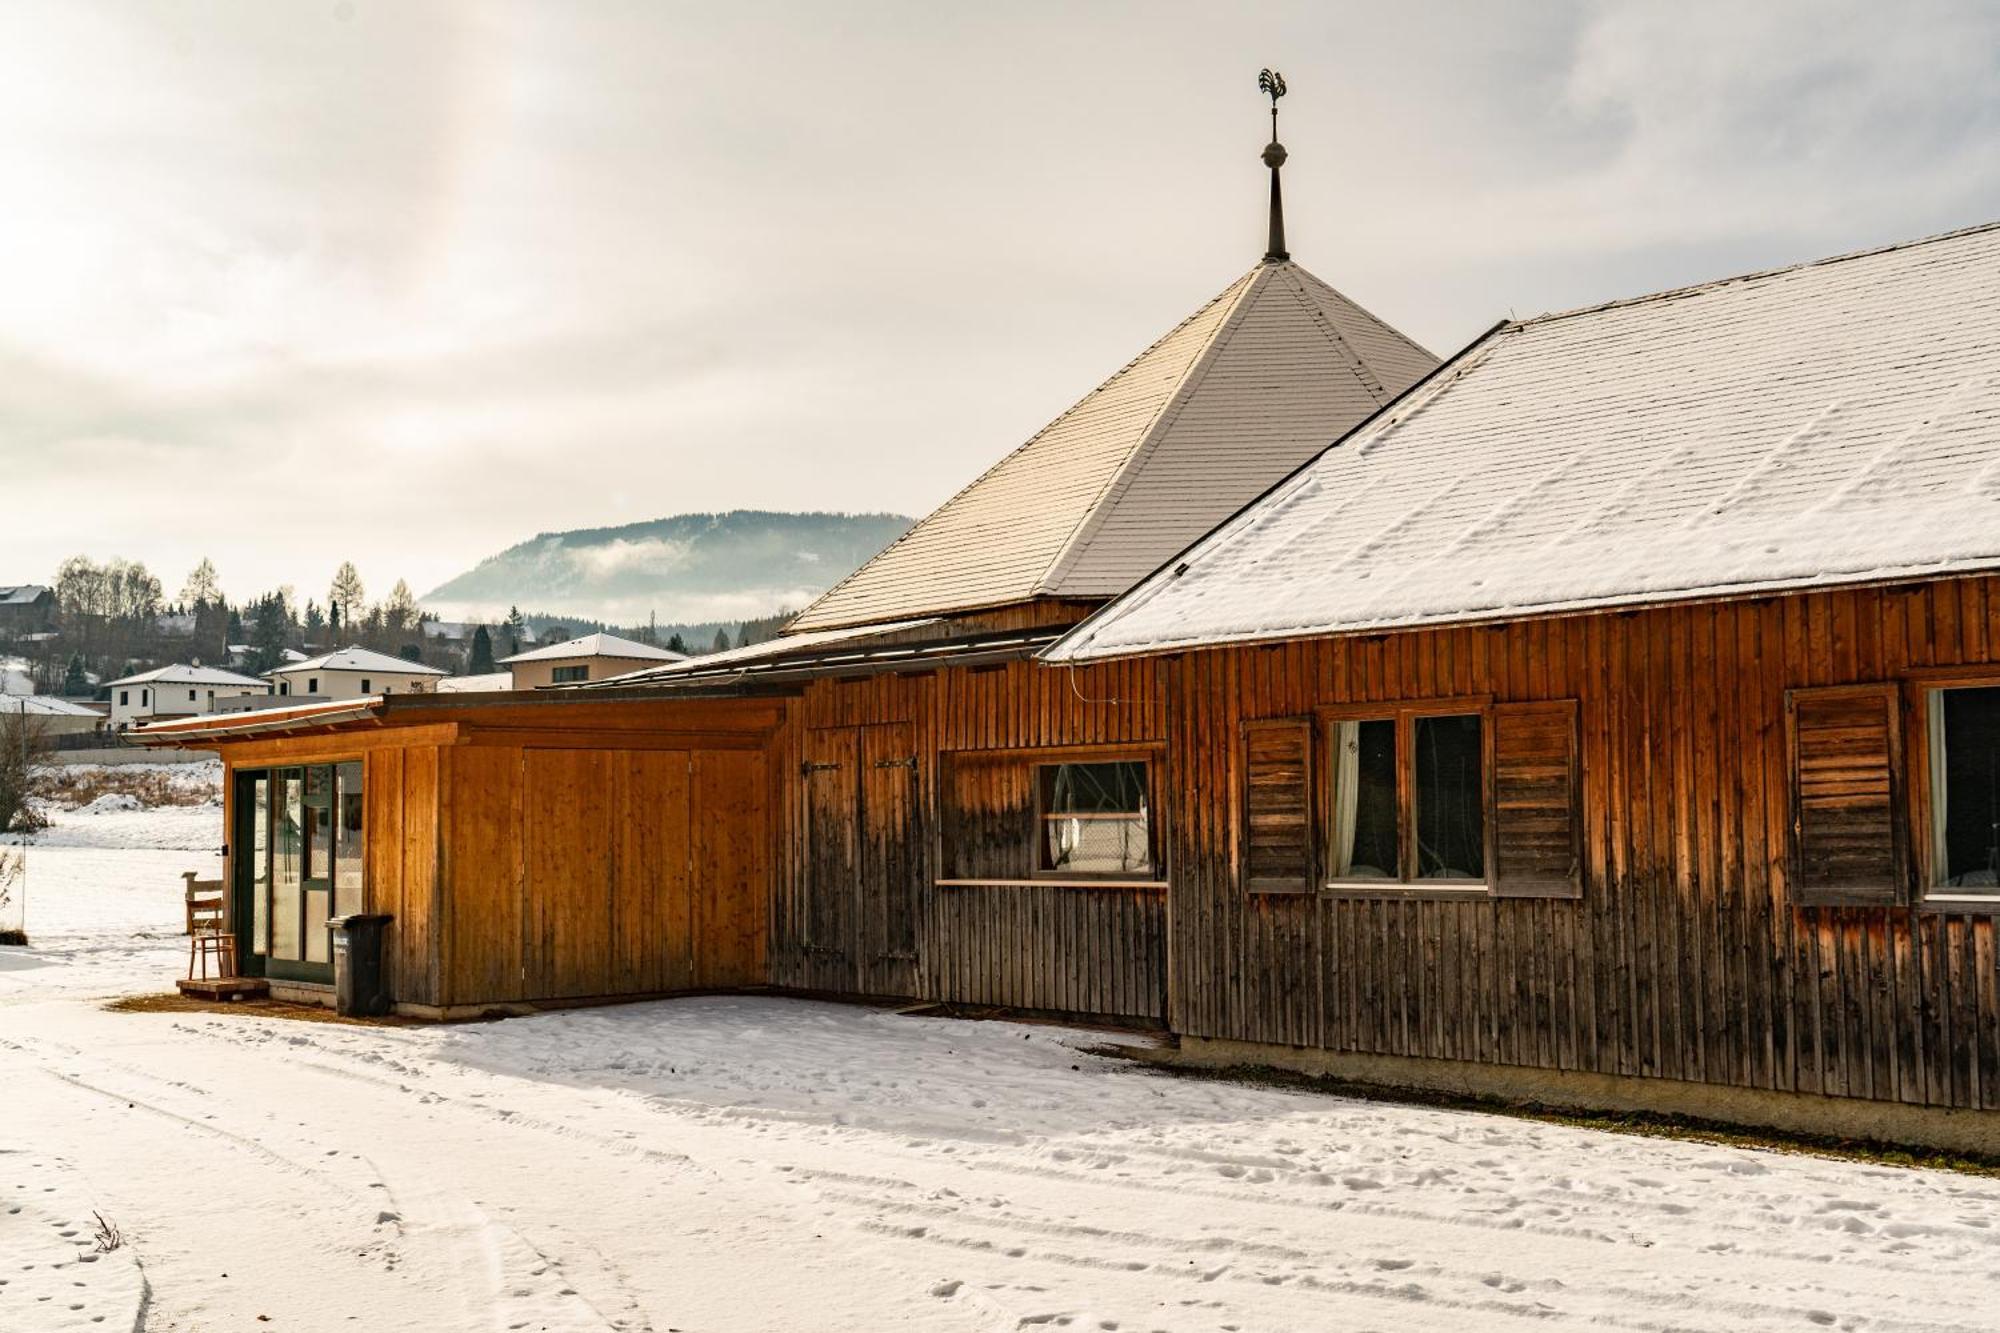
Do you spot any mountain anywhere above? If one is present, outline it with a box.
[422,510,912,626]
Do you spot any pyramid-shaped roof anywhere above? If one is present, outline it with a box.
[1046,220,2000,662]
[787,259,1436,633]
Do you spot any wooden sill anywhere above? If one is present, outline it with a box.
[935,878,1168,891]
[1919,892,2000,915]
[1320,882,1490,902]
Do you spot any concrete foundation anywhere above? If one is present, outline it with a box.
[1168,1036,2000,1159]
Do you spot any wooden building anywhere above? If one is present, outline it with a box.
[139,122,1436,1027]
[1042,220,2000,1148]
[136,138,2000,1150]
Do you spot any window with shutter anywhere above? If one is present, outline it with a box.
[1786,683,1903,906]
[1491,699,1583,899]
[1243,718,1314,894]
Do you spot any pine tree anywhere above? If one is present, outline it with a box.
[711,628,732,654]
[665,633,689,656]
[469,626,496,674]
[61,654,88,697]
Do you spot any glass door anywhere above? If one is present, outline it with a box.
[266,766,334,984]
[232,770,271,977]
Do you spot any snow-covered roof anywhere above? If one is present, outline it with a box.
[268,645,448,677]
[0,584,51,606]
[0,694,101,717]
[586,618,941,688]
[499,632,684,666]
[435,672,515,693]
[788,260,1435,633]
[105,663,269,689]
[1048,220,2000,662]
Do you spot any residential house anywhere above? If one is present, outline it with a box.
[106,663,270,729]
[0,585,55,637]
[265,646,448,701]
[499,632,685,689]
[1,694,106,741]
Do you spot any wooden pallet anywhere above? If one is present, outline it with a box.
[175,976,271,1002]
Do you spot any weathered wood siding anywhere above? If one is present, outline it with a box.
[774,655,1170,1023]
[1168,576,2000,1110]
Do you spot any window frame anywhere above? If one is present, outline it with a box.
[1031,754,1158,882]
[550,664,589,684]
[1320,695,1495,899]
[935,742,1167,890]
[1907,668,2000,911]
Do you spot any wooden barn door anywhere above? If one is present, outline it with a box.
[860,722,920,996]
[803,721,922,996]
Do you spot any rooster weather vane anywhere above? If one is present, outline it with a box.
[1257,68,1290,261]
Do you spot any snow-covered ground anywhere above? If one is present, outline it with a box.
[5,774,2000,1330]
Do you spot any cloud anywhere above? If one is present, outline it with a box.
[2,1,1996,609]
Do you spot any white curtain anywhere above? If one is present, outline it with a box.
[1331,720,1361,877]
[1930,692,1952,885]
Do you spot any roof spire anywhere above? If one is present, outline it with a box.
[1258,68,1289,262]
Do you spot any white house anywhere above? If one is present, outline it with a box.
[105,663,271,730]
[265,645,448,701]
[498,632,685,689]
[1,693,106,741]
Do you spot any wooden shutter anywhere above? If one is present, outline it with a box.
[1491,699,1583,899]
[1786,683,1904,906]
[1243,718,1315,894]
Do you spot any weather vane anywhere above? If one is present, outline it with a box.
[1257,68,1289,262]
[1258,68,1287,141]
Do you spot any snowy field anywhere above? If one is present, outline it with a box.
[5,771,2000,1330]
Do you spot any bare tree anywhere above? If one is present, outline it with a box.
[329,562,366,628]
[0,712,52,945]
[180,557,222,606]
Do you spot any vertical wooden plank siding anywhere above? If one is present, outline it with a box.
[771,656,1170,1023]
[1167,576,2000,1111]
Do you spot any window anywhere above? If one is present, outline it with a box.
[141,689,149,706]
[1328,710,1485,884]
[1929,685,2000,891]
[279,681,290,696]
[308,677,319,694]
[1036,760,1153,877]
[360,679,370,694]
[188,689,197,702]
[551,664,589,683]
[118,690,128,705]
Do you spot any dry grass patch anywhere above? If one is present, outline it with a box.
[45,766,216,810]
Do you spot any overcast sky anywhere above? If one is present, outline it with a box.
[4,0,1999,607]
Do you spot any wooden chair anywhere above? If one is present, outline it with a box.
[182,872,236,980]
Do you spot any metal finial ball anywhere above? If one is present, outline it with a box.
[1261,141,1288,169]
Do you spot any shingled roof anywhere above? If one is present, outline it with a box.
[1047,220,2000,662]
[786,259,1436,633]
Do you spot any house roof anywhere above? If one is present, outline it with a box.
[1,694,101,717]
[786,259,1435,633]
[499,632,684,666]
[106,663,268,689]
[0,585,51,606]
[268,645,449,676]
[435,671,516,693]
[1046,220,2000,663]
[584,618,941,689]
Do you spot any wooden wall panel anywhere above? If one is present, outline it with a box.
[692,749,768,988]
[772,653,1172,1022]
[614,750,692,995]
[440,745,524,1005]
[1169,576,2000,1112]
